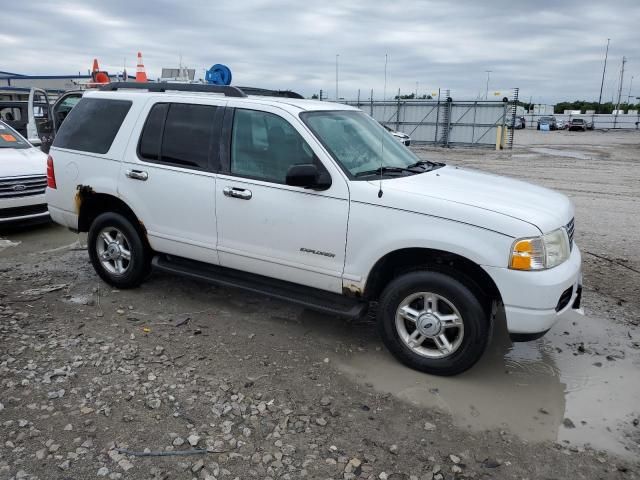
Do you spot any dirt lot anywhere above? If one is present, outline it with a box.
[0,129,639,480]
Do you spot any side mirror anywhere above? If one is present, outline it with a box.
[285,164,331,190]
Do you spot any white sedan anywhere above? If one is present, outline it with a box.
[0,121,49,225]
[381,123,411,146]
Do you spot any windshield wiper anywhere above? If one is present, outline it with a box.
[354,166,411,177]
[406,160,442,170]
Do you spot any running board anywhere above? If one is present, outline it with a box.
[152,254,366,319]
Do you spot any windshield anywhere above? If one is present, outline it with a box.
[302,110,439,178]
[0,121,31,149]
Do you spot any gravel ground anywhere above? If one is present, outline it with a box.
[0,128,638,480]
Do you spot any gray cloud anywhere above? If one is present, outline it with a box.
[3,0,638,103]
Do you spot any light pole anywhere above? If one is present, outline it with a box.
[597,38,610,113]
[485,70,492,100]
[335,54,339,101]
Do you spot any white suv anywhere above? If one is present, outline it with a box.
[46,83,582,376]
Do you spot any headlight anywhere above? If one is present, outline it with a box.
[509,228,570,270]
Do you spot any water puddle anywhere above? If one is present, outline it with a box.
[529,148,591,160]
[0,238,21,252]
[335,311,640,458]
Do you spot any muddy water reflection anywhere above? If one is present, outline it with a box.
[334,311,639,458]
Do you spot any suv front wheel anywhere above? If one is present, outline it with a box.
[377,271,490,376]
[88,212,151,289]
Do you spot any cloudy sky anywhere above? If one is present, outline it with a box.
[2,1,638,103]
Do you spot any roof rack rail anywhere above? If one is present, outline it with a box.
[100,82,247,97]
[238,87,304,99]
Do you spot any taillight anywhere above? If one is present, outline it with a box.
[46,155,57,189]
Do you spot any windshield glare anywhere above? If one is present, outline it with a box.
[0,122,30,149]
[302,111,424,177]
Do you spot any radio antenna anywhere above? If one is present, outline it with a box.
[378,53,388,198]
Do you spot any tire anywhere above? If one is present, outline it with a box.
[377,271,490,376]
[88,212,151,289]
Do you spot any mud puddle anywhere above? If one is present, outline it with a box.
[335,311,640,458]
[0,223,81,258]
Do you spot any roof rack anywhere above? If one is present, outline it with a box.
[100,82,247,97]
[237,87,304,99]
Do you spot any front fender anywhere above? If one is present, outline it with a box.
[343,201,515,290]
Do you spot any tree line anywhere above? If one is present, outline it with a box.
[520,100,640,114]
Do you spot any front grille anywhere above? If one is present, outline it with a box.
[566,217,575,249]
[555,286,573,312]
[0,203,48,220]
[0,175,47,199]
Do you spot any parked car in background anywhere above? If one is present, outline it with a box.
[506,116,525,129]
[0,121,49,225]
[557,119,567,130]
[381,123,411,146]
[586,119,594,130]
[0,96,50,145]
[568,119,587,132]
[537,116,558,130]
[40,90,84,153]
[0,89,83,153]
[46,83,582,376]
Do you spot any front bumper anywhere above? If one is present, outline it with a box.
[484,244,583,336]
[0,194,49,225]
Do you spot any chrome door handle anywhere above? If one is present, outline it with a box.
[223,186,252,200]
[125,169,148,181]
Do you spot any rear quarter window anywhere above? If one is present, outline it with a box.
[52,98,132,154]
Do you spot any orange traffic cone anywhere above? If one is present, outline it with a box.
[135,52,148,83]
[91,58,110,84]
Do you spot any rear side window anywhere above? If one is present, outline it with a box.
[0,107,22,121]
[53,98,131,154]
[138,103,168,161]
[138,103,218,170]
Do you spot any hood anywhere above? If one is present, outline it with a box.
[379,165,573,234]
[0,147,47,178]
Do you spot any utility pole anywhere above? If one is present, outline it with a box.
[597,38,610,113]
[335,54,339,101]
[485,70,492,100]
[615,56,627,114]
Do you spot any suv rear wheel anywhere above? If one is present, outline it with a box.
[377,271,489,376]
[88,212,150,288]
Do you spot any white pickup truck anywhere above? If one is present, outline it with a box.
[46,83,582,376]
